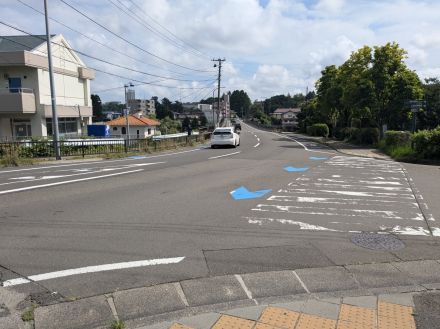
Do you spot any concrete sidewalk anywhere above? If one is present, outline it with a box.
[286,133,391,160]
[2,257,440,329]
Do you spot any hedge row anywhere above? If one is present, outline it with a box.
[307,123,329,137]
[383,127,440,160]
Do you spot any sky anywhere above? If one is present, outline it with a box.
[1,0,440,103]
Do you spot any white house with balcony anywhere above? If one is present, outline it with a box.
[0,34,95,139]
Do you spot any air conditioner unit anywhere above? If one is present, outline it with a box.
[4,73,9,79]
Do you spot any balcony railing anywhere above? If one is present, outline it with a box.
[0,88,36,114]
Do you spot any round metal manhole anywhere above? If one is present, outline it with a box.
[351,233,405,251]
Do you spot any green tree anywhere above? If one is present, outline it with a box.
[159,116,181,134]
[419,78,440,129]
[230,90,251,118]
[199,114,208,127]
[91,94,104,121]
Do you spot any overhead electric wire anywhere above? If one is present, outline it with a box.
[16,0,198,77]
[0,22,218,90]
[108,0,208,61]
[0,21,214,83]
[127,0,211,59]
[59,0,214,73]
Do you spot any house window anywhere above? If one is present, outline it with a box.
[121,127,126,135]
[113,127,117,131]
[148,128,151,135]
[46,118,78,136]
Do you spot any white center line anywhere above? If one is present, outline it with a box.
[253,143,260,148]
[2,256,185,287]
[0,169,143,195]
[209,151,241,159]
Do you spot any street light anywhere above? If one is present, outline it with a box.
[124,82,134,151]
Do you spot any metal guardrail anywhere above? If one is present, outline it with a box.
[0,134,207,159]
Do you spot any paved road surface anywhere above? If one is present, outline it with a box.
[0,122,438,300]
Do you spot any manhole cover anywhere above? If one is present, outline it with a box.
[351,233,405,251]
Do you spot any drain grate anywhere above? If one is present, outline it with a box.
[351,233,405,251]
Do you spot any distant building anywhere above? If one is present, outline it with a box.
[128,98,156,116]
[198,103,214,125]
[272,108,301,127]
[0,34,95,138]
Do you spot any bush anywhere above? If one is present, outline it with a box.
[384,131,412,147]
[337,127,359,141]
[412,126,440,159]
[307,123,329,137]
[359,127,380,145]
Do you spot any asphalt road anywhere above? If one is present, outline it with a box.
[0,122,439,300]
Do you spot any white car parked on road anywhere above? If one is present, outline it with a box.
[211,127,240,148]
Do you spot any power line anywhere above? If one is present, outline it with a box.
[0,22,214,83]
[59,0,213,73]
[108,0,209,61]
[0,24,217,90]
[15,0,199,77]
[127,0,211,60]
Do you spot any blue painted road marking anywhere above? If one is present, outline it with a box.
[127,156,147,160]
[309,156,328,160]
[284,166,309,172]
[230,186,272,200]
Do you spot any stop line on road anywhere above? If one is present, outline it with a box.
[244,156,440,236]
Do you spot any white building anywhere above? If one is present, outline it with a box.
[106,114,160,138]
[0,34,95,139]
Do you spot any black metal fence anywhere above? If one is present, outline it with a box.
[0,134,207,159]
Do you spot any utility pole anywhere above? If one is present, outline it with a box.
[124,82,134,152]
[44,0,61,160]
[212,58,225,127]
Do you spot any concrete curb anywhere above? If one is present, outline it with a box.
[4,258,440,329]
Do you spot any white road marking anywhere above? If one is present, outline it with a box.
[292,271,310,293]
[235,274,253,299]
[257,138,260,142]
[208,151,241,159]
[0,169,143,195]
[0,162,164,187]
[2,256,185,287]
[245,216,340,231]
[9,176,35,180]
[0,148,200,174]
[253,143,260,148]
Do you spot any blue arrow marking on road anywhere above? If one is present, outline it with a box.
[128,156,147,160]
[230,186,272,200]
[309,156,328,160]
[284,166,309,172]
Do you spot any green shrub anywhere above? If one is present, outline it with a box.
[307,123,329,137]
[384,131,412,147]
[412,126,440,159]
[337,127,359,141]
[359,127,380,145]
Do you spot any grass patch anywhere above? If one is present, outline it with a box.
[0,155,35,167]
[110,320,125,329]
[21,305,36,322]
[378,140,417,161]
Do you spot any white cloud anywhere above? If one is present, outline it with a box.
[1,0,440,102]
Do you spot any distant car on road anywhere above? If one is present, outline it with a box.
[234,123,241,133]
[211,127,240,148]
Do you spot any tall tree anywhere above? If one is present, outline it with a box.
[230,90,251,117]
[91,94,104,121]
